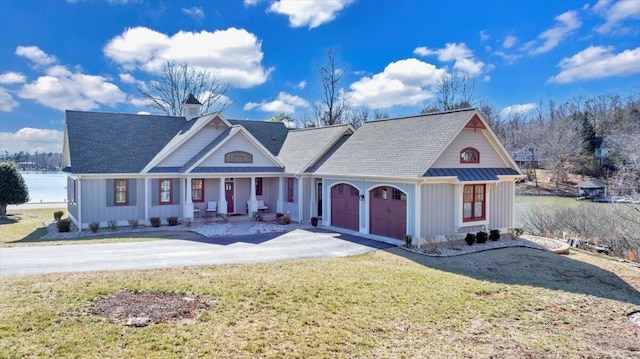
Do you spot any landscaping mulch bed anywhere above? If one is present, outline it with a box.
[92,290,209,327]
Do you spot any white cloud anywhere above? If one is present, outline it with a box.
[182,6,205,20]
[529,10,582,55]
[503,35,517,48]
[0,128,63,153]
[346,58,447,109]
[16,48,128,111]
[296,80,306,89]
[548,45,640,83]
[0,87,19,112]
[594,0,640,34]
[119,73,137,83]
[15,46,58,67]
[243,92,309,113]
[268,0,354,29]
[103,27,272,88]
[480,30,490,41]
[494,51,522,64]
[0,72,26,84]
[137,111,151,115]
[243,0,261,6]
[414,43,486,77]
[500,103,537,116]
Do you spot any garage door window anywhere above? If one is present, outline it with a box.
[392,188,407,201]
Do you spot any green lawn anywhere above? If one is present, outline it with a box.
[1,247,639,358]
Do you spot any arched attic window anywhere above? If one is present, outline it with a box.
[225,151,253,163]
[460,147,480,164]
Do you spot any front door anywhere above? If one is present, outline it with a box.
[225,181,234,213]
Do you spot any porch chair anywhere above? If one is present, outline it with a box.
[257,200,268,212]
[206,201,218,216]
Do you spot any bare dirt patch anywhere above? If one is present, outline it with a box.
[92,290,209,327]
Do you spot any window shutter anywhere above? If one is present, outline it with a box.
[173,179,181,205]
[106,179,114,207]
[151,179,159,206]
[129,179,137,206]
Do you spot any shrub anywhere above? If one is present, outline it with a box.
[510,228,524,240]
[404,234,413,247]
[128,219,139,229]
[150,217,161,227]
[276,212,284,218]
[311,217,318,227]
[476,231,488,244]
[489,229,501,241]
[53,210,64,221]
[167,216,178,226]
[464,233,476,246]
[89,221,100,233]
[183,218,192,228]
[107,220,117,230]
[446,234,461,250]
[277,215,291,225]
[57,219,71,232]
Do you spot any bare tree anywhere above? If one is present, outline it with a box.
[315,48,349,126]
[422,72,476,113]
[138,61,230,116]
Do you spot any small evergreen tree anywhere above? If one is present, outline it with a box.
[0,161,29,217]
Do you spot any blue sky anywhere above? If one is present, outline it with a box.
[1,0,639,154]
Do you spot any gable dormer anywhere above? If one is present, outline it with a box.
[181,93,202,120]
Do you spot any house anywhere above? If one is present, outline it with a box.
[62,99,523,240]
[576,178,607,198]
[594,136,618,169]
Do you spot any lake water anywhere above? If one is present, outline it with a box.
[20,172,68,203]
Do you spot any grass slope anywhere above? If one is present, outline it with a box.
[1,248,639,358]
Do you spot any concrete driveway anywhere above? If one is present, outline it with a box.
[0,228,394,276]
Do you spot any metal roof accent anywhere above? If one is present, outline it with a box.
[183,93,202,105]
[423,167,521,181]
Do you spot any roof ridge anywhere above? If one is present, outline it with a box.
[367,107,476,124]
[290,124,349,132]
[65,109,186,119]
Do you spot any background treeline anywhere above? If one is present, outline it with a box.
[0,151,63,171]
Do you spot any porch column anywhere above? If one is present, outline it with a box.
[183,177,194,218]
[310,179,317,218]
[77,178,82,232]
[144,177,150,225]
[248,176,258,215]
[218,178,228,214]
[277,176,284,213]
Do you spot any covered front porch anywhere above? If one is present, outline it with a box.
[183,176,286,219]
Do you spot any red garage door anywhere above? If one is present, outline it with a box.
[331,184,360,231]
[370,186,407,239]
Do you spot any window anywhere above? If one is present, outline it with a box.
[225,151,253,163]
[192,179,204,202]
[114,179,128,206]
[392,188,407,201]
[463,184,485,222]
[287,177,294,202]
[159,179,172,204]
[350,186,359,196]
[255,178,263,196]
[460,147,480,164]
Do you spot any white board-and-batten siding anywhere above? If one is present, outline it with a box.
[421,183,455,236]
[198,132,277,168]
[430,128,509,168]
[158,126,226,167]
[79,178,145,228]
[489,180,515,230]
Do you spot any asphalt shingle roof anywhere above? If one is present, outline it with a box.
[576,178,607,188]
[278,125,351,174]
[65,110,187,174]
[314,108,478,178]
[228,119,289,156]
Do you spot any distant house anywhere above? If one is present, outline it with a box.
[595,136,619,169]
[62,100,523,240]
[576,178,607,198]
